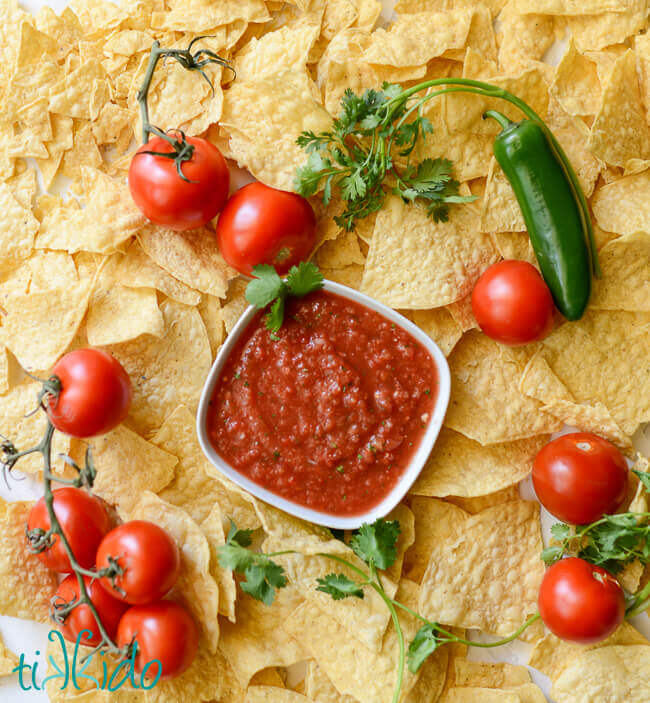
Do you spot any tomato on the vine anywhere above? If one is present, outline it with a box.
[533,432,628,525]
[116,600,198,679]
[47,349,132,439]
[96,521,180,605]
[538,558,625,644]
[471,260,555,346]
[55,574,128,646]
[27,487,111,573]
[216,182,317,276]
[129,135,230,231]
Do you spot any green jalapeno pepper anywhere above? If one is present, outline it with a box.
[484,110,593,321]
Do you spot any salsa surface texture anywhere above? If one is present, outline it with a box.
[208,290,437,516]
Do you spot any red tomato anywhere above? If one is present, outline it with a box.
[129,135,229,231]
[216,182,317,275]
[96,521,180,605]
[27,487,111,573]
[55,574,128,646]
[533,432,628,524]
[116,601,198,680]
[47,349,132,439]
[471,260,555,346]
[538,558,625,644]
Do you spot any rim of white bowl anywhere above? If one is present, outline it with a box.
[196,280,451,530]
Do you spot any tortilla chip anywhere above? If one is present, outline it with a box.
[567,4,648,52]
[551,645,650,703]
[418,500,544,635]
[130,491,220,652]
[480,159,525,233]
[446,486,521,514]
[409,308,463,357]
[539,311,650,435]
[592,169,650,236]
[315,230,366,269]
[497,9,554,73]
[222,71,332,191]
[362,8,473,66]
[234,23,320,81]
[404,497,468,583]
[106,299,212,436]
[37,167,145,253]
[117,240,201,306]
[198,294,224,357]
[411,428,546,498]
[137,224,234,299]
[361,196,497,309]
[444,331,562,444]
[151,1,269,32]
[0,182,39,277]
[550,40,601,117]
[304,661,358,702]
[246,688,309,703]
[200,502,237,622]
[588,50,650,167]
[219,587,307,688]
[454,660,531,687]
[0,498,58,622]
[75,424,176,517]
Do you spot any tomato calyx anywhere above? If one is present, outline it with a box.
[135,38,234,182]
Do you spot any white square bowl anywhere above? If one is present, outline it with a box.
[196,280,451,530]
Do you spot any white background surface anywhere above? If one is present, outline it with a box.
[0,1,648,701]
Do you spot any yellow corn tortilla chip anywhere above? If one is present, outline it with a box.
[249,666,286,688]
[221,278,250,335]
[222,71,332,191]
[151,1,269,32]
[315,230,366,269]
[552,645,650,703]
[511,0,638,12]
[590,232,650,311]
[441,688,521,702]
[36,167,145,254]
[137,224,235,299]
[637,33,650,122]
[234,23,320,81]
[48,60,107,119]
[86,259,164,347]
[74,424,177,517]
[453,659,531,687]
[117,240,201,306]
[106,299,212,436]
[220,587,307,688]
[404,497,468,583]
[198,293,224,358]
[304,661,358,702]
[361,196,498,309]
[384,503,416,583]
[409,308,464,357]
[152,404,260,530]
[130,491,220,652]
[481,159,525,233]
[0,182,39,277]
[362,8,473,66]
[446,486,521,514]
[592,169,650,236]
[497,9,554,73]
[418,500,544,635]
[0,498,58,622]
[567,3,648,51]
[550,40,601,117]
[285,581,438,702]
[528,622,648,680]
[444,331,562,444]
[246,688,309,703]
[200,502,237,622]
[92,103,133,147]
[411,428,547,498]
[588,50,650,167]
[539,311,650,435]
[0,381,71,474]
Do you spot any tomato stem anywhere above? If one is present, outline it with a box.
[1,397,128,662]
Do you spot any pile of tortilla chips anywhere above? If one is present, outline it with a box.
[0,0,648,701]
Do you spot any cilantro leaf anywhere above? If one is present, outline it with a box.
[350,519,401,570]
[265,296,285,333]
[217,520,288,605]
[550,523,571,542]
[246,265,284,308]
[541,545,564,566]
[407,624,442,673]
[285,262,324,298]
[316,573,365,601]
[633,469,650,492]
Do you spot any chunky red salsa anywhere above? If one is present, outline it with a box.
[207,290,437,516]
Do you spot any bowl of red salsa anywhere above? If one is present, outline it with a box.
[196,281,451,529]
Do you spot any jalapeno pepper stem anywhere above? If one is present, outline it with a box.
[483,110,514,130]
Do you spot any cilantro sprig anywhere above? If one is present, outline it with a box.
[295,84,476,231]
[245,261,324,335]
[217,517,541,703]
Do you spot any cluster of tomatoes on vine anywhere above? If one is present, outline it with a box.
[16,349,198,680]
